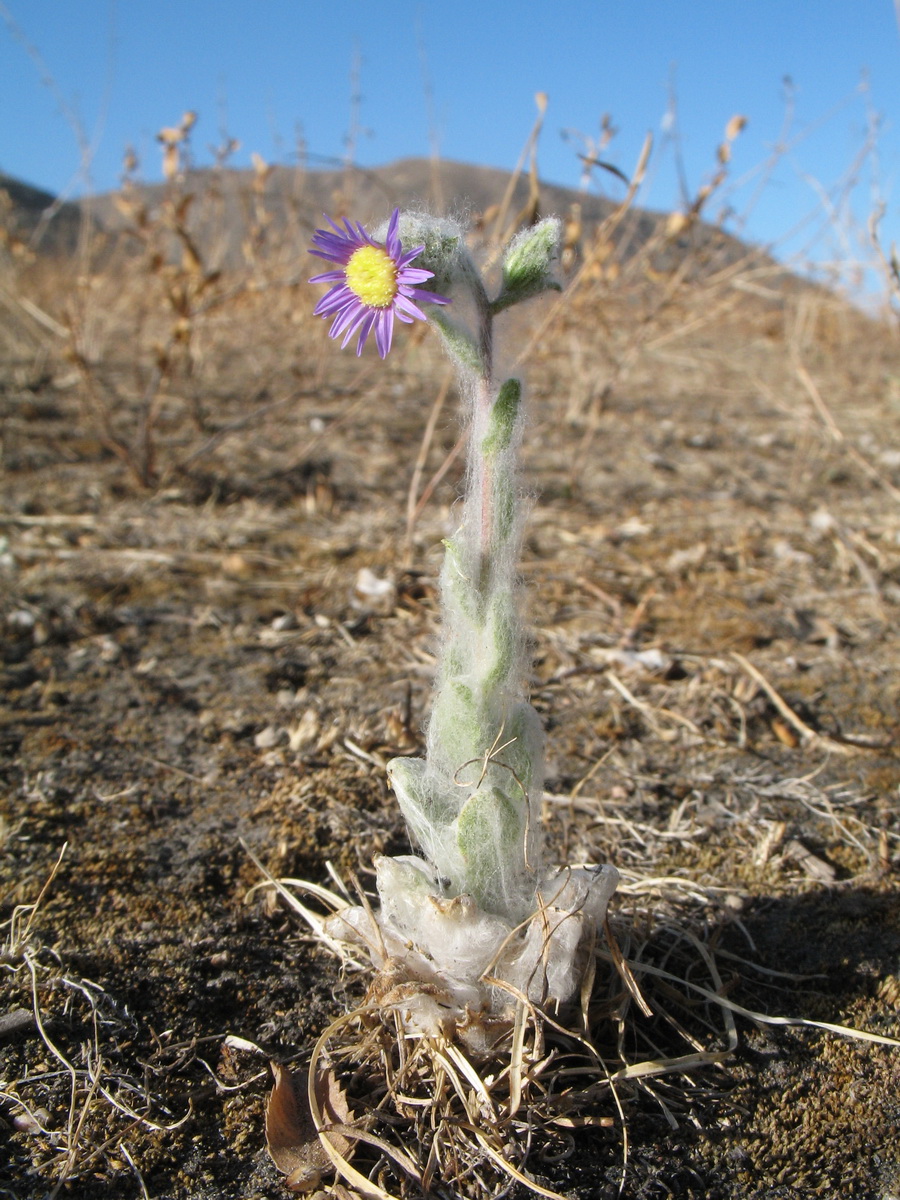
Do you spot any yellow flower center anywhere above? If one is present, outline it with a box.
[345,245,398,308]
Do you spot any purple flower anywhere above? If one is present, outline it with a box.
[309,208,450,358]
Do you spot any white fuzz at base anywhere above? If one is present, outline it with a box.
[324,855,619,1039]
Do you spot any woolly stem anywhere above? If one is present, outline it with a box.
[473,377,494,588]
[471,277,496,589]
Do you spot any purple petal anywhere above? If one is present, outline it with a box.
[337,303,372,349]
[402,286,451,306]
[313,288,344,317]
[353,310,377,355]
[385,209,401,259]
[309,247,347,264]
[396,266,435,286]
[312,226,351,247]
[335,215,358,239]
[309,215,367,263]
[314,285,356,316]
[394,294,428,323]
[329,298,367,336]
[396,245,427,269]
[324,295,363,331]
[375,308,395,358]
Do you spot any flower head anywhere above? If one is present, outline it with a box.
[309,208,450,358]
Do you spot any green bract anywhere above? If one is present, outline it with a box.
[388,212,471,298]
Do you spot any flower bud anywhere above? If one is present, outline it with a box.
[378,212,472,298]
[493,217,562,313]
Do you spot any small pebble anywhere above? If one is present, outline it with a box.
[13,1107,49,1135]
[254,725,281,749]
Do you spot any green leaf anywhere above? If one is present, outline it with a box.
[457,786,526,916]
[388,756,457,835]
[441,536,482,624]
[483,595,516,695]
[490,464,517,547]
[481,378,521,457]
[494,702,543,795]
[429,675,484,776]
[431,312,483,374]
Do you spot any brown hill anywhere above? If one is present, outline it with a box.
[0,170,84,255]
[2,156,774,281]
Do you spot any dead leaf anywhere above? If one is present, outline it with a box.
[666,211,691,238]
[783,839,837,884]
[266,1061,354,1194]
[162,143,180,182]
[313,1061,354,1155]
[753,820,786,868]
[666,542,707,573]
[157,126,184,146]
[289,708,320,752]
[549,1114,615,1129]
[221,552,252,578]
[266,1063,327,1193]
[771,718,799,748]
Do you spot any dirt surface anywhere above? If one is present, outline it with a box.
[2,232,900,1199]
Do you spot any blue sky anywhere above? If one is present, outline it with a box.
[2,0,900,290]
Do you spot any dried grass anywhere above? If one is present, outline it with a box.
[0,849,200,1196]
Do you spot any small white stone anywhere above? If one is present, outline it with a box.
[254,725,281,749]
[352,568,396,614]
[7,609,35,630]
